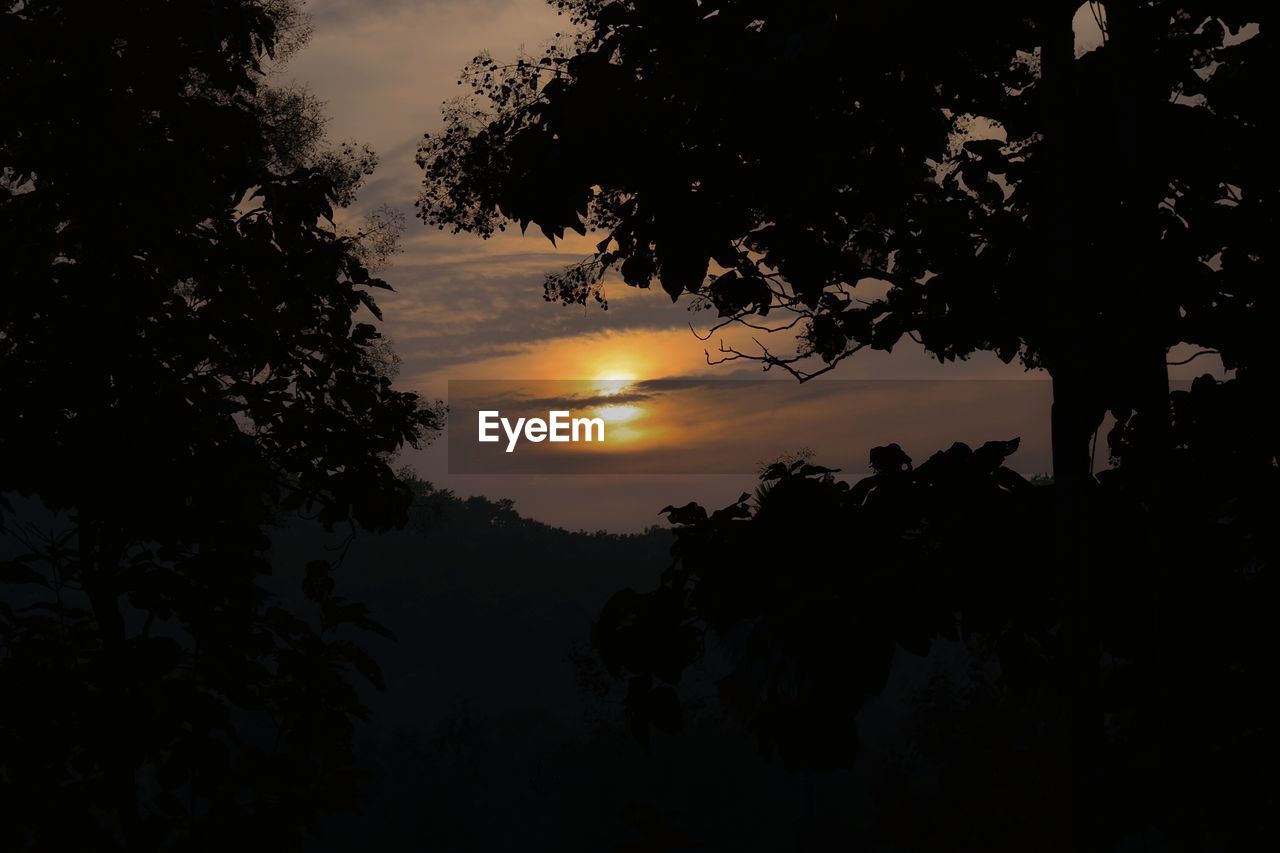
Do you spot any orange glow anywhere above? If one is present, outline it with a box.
[416,326,763,390]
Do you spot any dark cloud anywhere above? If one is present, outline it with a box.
[517,390,658,409]
[306,0,517,26]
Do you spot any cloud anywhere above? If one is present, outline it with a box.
[305,0,518,26]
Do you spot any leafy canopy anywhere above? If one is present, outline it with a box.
[419,0,1273,383]
[1,1,439,848]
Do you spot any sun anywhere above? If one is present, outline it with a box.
[592,366,637,397]
[594,366,636,381]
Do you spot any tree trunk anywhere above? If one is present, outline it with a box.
[1039,6,1104,850]
[1106,7,1185,850]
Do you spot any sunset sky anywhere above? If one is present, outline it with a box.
[283,0,1207,530]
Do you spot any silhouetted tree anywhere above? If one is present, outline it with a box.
[1,1,439,849]
[419,0,1271,474]
[419,2,1276,848]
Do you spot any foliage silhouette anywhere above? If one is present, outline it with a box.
[592,399,1275,848]
[1,1,439,849]
[594,439,1052,767]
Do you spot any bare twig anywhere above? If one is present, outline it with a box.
[1166,349,1220,366]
